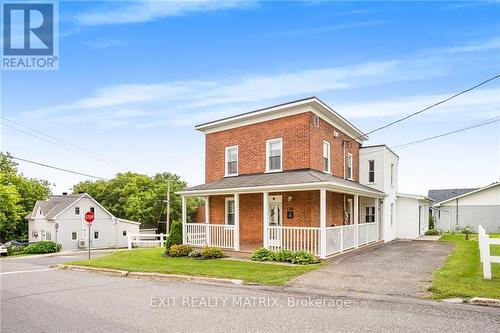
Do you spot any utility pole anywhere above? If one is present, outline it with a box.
[166,181,171,233]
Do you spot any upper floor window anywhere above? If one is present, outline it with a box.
[390,163,394,187]
[323,140,331,173]
[368,160,375,183]
[225,146,238,176]
[347,153,353,180]
[90,207,95,213]
[266,138,282,172]
[74,207,80,215]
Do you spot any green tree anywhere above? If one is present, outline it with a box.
[0,153,51,241]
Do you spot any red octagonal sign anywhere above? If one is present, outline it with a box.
[84,211,95,223]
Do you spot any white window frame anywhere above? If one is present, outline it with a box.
[224,145,238,177]
[74,206,80,215]
[323,140,331,174]
[390,163,394,187]
[365,206,375,223]
[368,160,375,183]
[94,231,99,240]
[224,197,235,225]
[347,153,353,180]
[90,207,95,213]
[390,203,394,226]
[71,232,78,241]
[122,230,127,237]
[265,138,283,173]
[46,232,51,241]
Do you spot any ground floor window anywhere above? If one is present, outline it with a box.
[122,230,127,237]
[71,232,77,240]
[94,231,99,239]
[225,198,235,225]
[46,232,51,241]
[365,206,375,223]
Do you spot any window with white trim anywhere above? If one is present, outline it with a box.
[225,198,235,225]
[365,206,375,223]
[368,160,375,183]
[266,138,282,172]
[390,203,394,226]
[90,207,95,213]
[46,232,51,241]
[122,230,127,237]
[94,231,99,239]
[71,232,78,240]
[74,206,80,215]
[347,153,353,180]
[390,163,394,187]
[323,140,330,173]
[225,146,238,176]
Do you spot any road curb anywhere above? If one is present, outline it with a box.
[468,297,500,307]
[58,265,243,285]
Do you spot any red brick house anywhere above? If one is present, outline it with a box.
[178,97,387,258]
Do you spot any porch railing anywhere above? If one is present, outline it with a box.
[267,226,321,256]
[185,223,235,249]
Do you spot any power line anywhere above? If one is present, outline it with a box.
[355,74,500,140]
[392,116,500,150]
[7,154,108,180]
[0,116,142,172]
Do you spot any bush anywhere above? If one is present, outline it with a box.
[165,220,182,252]
[424,228,442,236]
[23,241,61,254]
[274,249,294,262]
[428,214,436,230]
[461,225,473,240]
[7,245,24,255]
[188,250,202,258]
[200,246,224,259]
[168,244,192,257]
[250,247,275,261]
[291,250,319,265]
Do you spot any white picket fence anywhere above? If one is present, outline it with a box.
[268,226,321,256]
[478,225,500,279]
[185,223,235,249]
[325,223,378,256]
[127,233,166,250]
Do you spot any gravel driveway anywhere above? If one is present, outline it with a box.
[290,240,453,298]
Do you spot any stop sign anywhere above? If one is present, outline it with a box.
[84,211,95,223]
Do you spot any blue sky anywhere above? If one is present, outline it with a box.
[1,0,499,195]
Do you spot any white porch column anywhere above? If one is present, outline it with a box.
[234,193,240,251]
[205,196,210,246]
[320,189,327,259]
[354,194,359,248]
[375,197,379,241]
[263,192,269,248]
[182,195,187,244]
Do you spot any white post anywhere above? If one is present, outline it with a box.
[479,226,485,263]
[354,194,359,248]
[263,192,269,248]
[182,196,187,244]
[375,198,379,241]
[234,193,240,251]
[205,196,210,246]
[320,189,327,259]
[482,232,492,279]
[160,233,164,248]
[127,233,131,250]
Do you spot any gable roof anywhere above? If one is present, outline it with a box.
[178,169,385,197]
[194,97,368,142]
[431,182,499,205]
[428,188,478,203]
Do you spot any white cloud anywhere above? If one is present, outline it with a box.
[75,0,256,26]
[81,39,122,49]
[264,21,382,38]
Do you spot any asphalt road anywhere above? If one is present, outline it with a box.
[1,253,499,333]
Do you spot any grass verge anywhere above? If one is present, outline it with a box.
[69,248,321,285]
[430,233,500,300]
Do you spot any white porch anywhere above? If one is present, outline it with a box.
[180,187,384,259]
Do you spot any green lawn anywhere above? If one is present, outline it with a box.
[430,233,500,300]
[69,248,321,285]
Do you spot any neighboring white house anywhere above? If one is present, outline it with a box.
[429,182,500,233]
[25,193,140,250]
[396,193,433,239]
[360,145,432,240]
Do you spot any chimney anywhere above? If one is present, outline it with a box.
[62,192,68,195]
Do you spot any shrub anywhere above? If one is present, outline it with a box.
[274,249,294,262]
[428,214,436,230]
[425,228,442,236]
[291,250,319,265]
[461,225,473,240]
[250,247,275,261]
[165,220,182,252]
[188,250,202,258]
[200,246,224,259]
[168,244,192,257]
[23,241,61,254]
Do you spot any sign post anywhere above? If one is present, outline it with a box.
[84,211,95,259]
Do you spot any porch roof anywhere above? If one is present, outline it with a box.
[178,169,386,197]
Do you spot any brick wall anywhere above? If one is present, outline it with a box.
[205,111,360,182]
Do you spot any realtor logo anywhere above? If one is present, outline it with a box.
[1,1,59,70]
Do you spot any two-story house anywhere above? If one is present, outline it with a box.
[179,97,398,258]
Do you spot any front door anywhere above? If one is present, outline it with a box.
[268,197,282,246]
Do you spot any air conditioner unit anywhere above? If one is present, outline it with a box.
[78,240,86,248]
